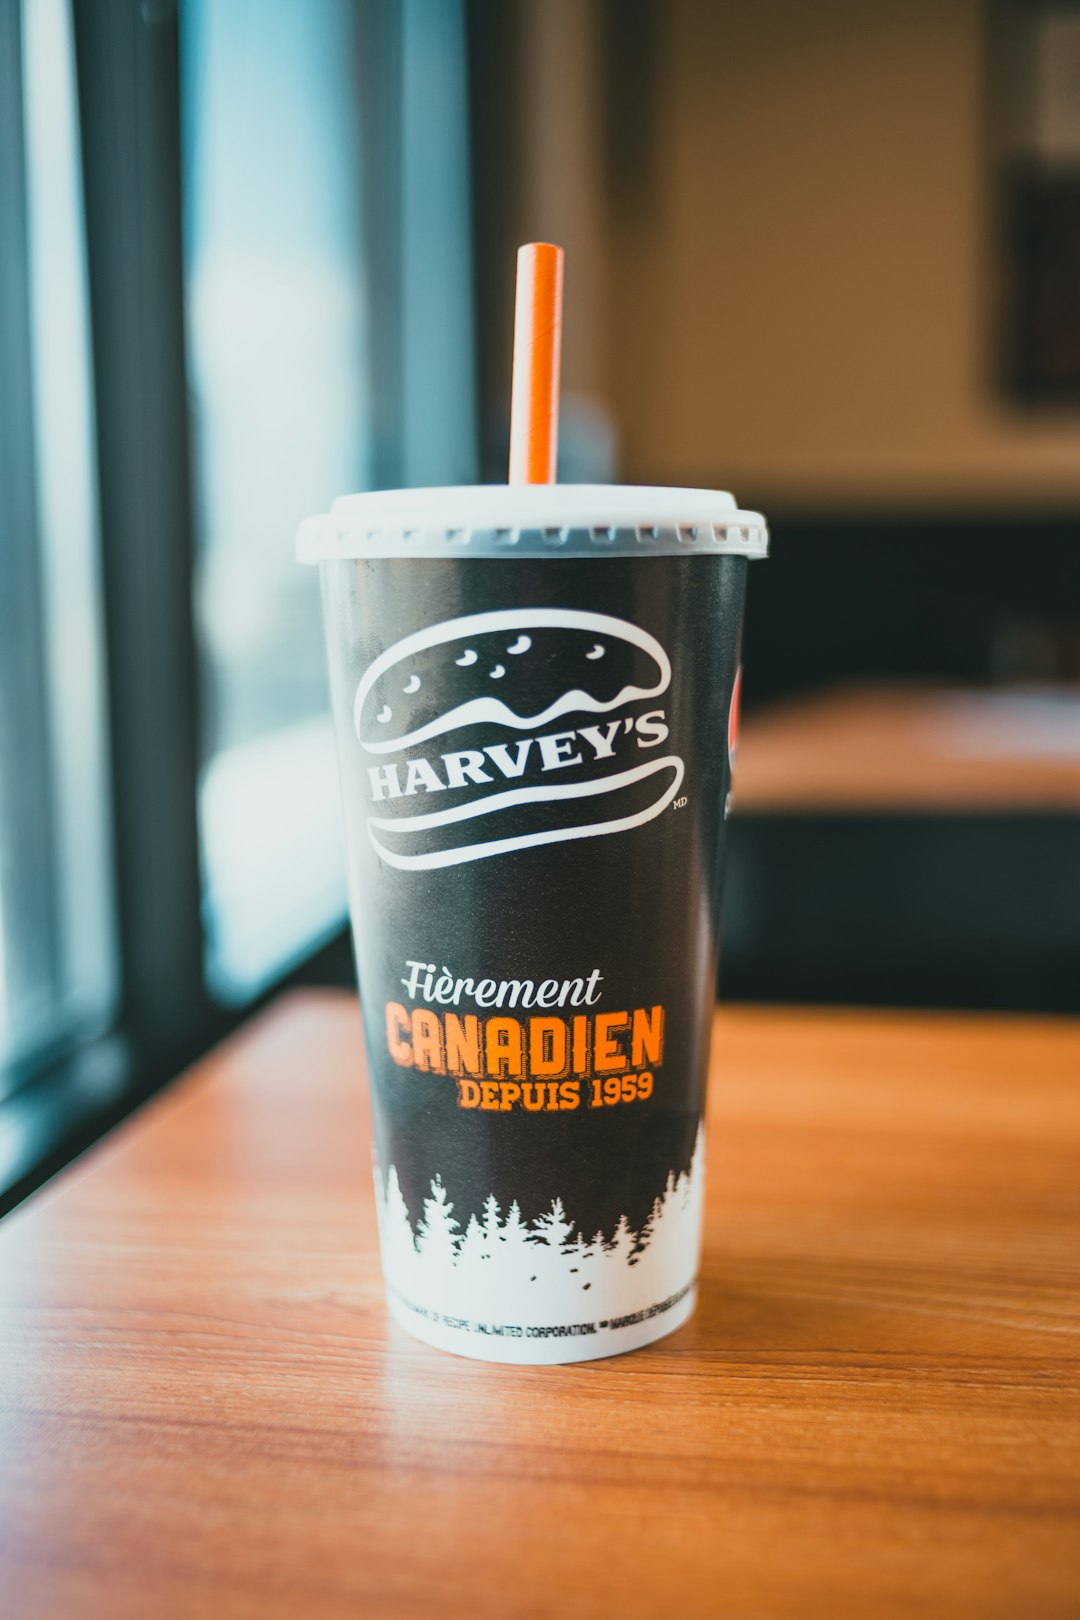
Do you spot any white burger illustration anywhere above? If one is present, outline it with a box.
[353,608,684,870]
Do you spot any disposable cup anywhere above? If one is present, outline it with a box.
[298,484,768,1362]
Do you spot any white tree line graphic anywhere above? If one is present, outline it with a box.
[376,1127,705,1323]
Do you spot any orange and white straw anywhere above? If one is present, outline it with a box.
[508,242,564,485]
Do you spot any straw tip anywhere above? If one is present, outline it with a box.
[518,241,564,263]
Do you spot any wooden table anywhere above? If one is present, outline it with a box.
[734,684,1080,811]
[2,991,1079,1618]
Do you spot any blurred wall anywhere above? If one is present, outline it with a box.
[512,0,1080,509]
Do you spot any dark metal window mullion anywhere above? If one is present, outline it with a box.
[354,0,405,491]
[72,0,214,1060]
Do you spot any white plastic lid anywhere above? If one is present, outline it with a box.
[297,484,768,562]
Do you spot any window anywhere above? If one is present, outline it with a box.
[1,0,478,1206]
[0,0,116,1098]
[182,0,371,1000]
[181,0,477,1001]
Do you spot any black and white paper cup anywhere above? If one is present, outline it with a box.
[298,485,768,1363]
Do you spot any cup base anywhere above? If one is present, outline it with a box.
[384,1280,697,1365]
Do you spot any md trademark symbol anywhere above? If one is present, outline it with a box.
[673,796,688,810]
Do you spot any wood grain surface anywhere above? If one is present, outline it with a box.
[1,990,1078,1619]
[734,684,1080,810]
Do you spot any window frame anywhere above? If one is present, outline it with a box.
[1,0,478,1215]
[73,0,211,1059]
[0,0,226,1215]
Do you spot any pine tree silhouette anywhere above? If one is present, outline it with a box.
[566,1231,589,1271]
[632,1196,663,1265]
[498,1198,534,1281]
[481,1193,502,1254]
[501,1199,528,1243]
[530,1196,574,1253]
[458,1212,486,1266]
[382,1166,415,1251]
[415,1176,460,1266]
[606,1213,636,1264]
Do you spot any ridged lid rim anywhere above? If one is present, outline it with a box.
[297,484,769,562]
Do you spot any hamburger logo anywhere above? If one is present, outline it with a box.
[353,608,684,869]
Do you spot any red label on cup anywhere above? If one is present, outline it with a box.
[728,665,742,772]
